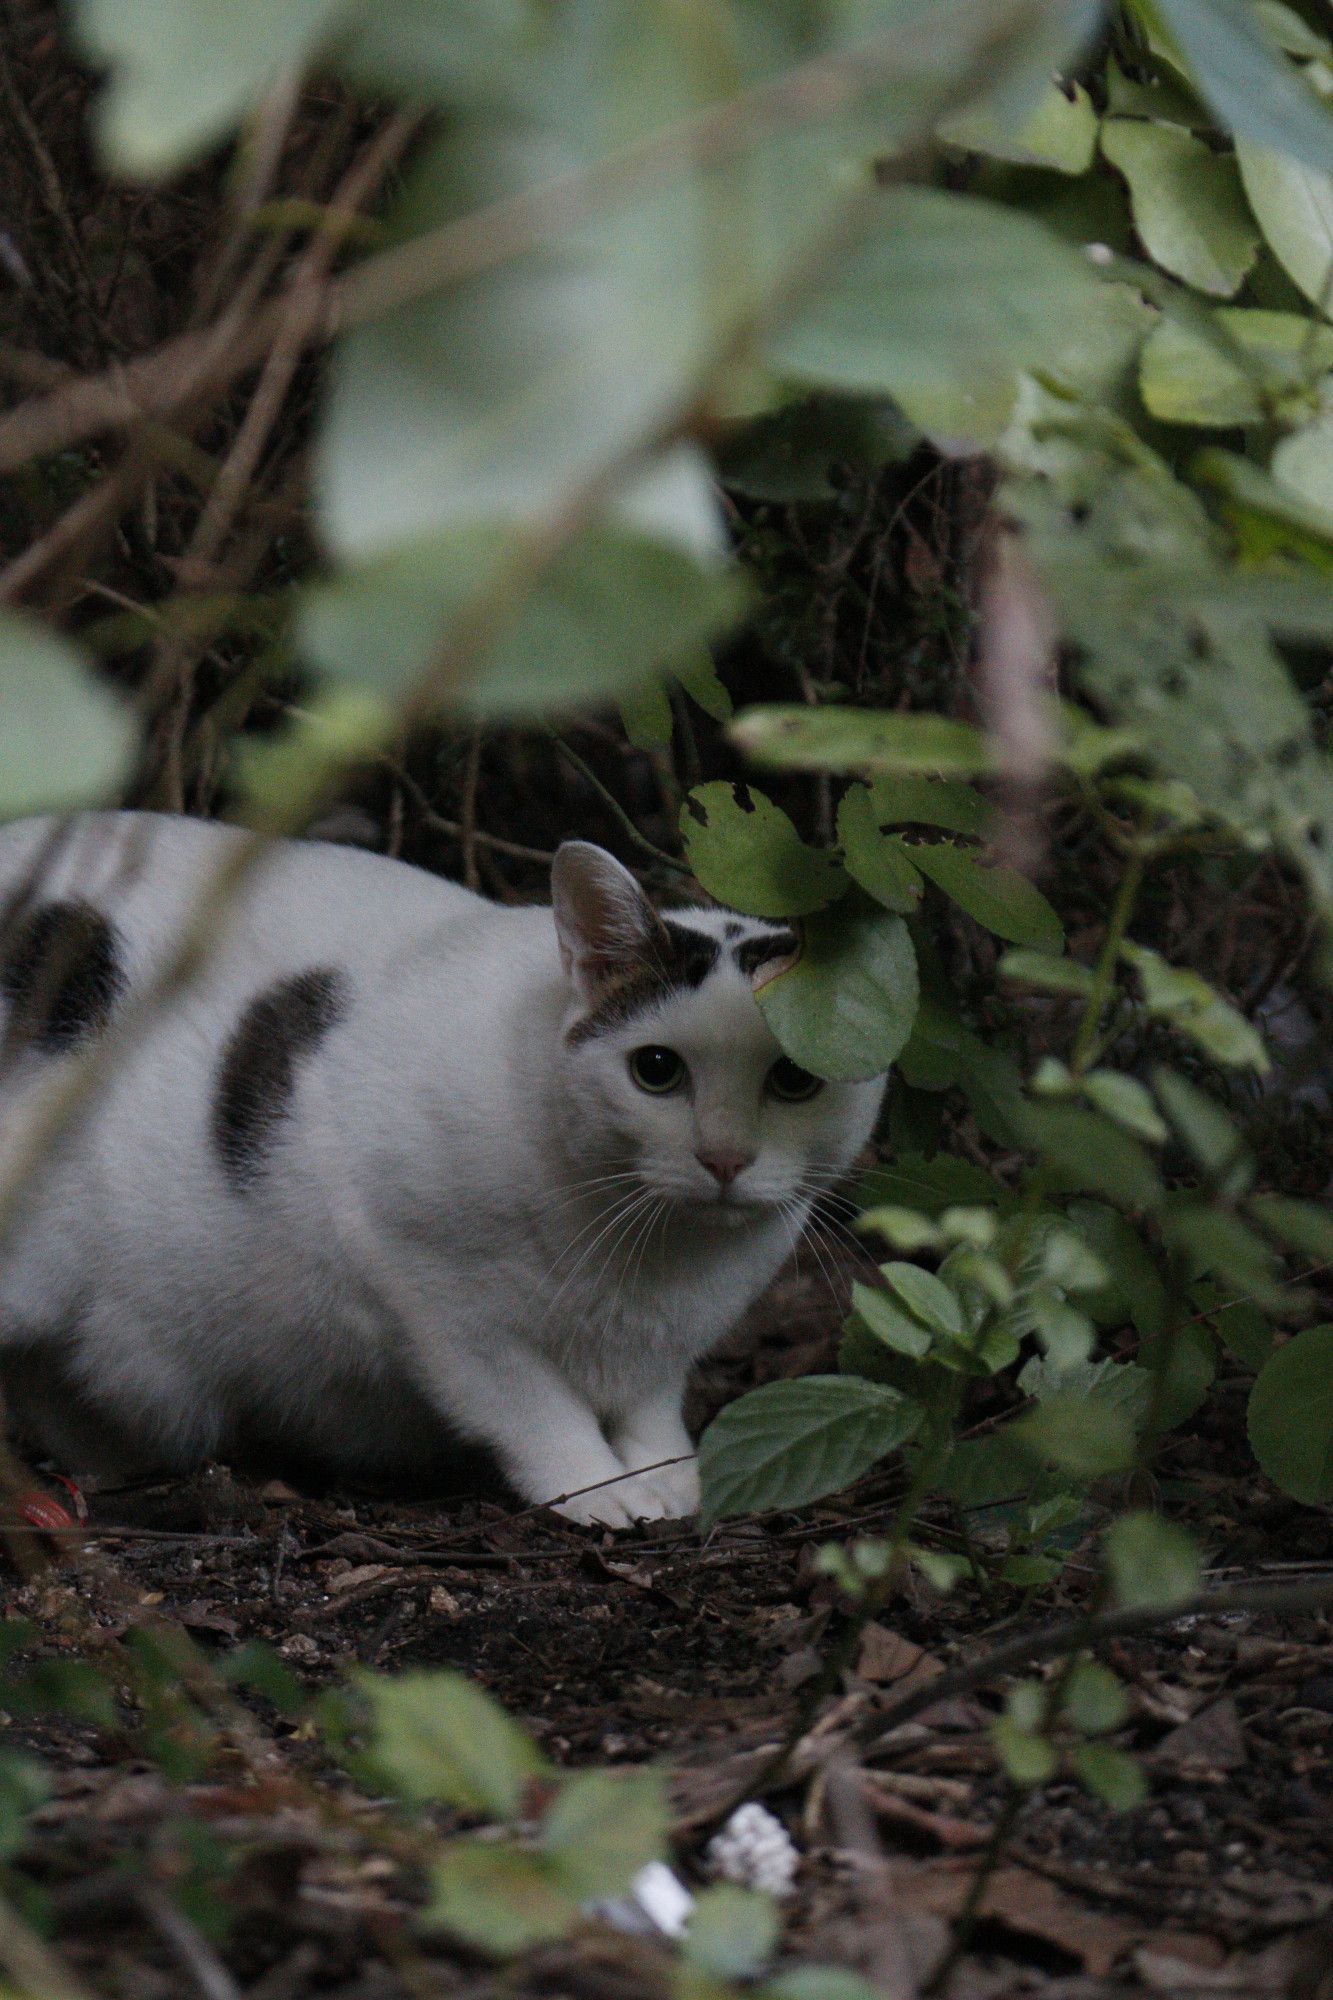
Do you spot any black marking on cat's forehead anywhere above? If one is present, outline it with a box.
[733,927,798,977]
[1,899,125,1052]
[213,968,347,1192]
[567,916,719,1045]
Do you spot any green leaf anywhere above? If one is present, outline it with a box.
[1015,1393,1137,1477]
[853,774,988,836]
[1124,944,1270,1072]
[0,612,132,816]
[767,1971,883,2000]
[1237,141,1333,309]
[542,1770,666,1900]
[1017,1102,1164,1211]
[301,525,745,721]
[856,1154,1016,1216]
[1137,1322,1217,1431]
[355,1669,545,1817]
[1139,308,1333,425]
[1071,1742,1148,1810]
[1249,1193,1333,1262]
[1067,1201,1168,1339]
[851,1281,933,1359]
[1161,1204,1280,1304]
[756,904,918,1081]
[1272,416,1333,518]
[879,1261,966,1340]
[680,783,845,919]
[907,842,1063,950]
[70,0,346,174]
[856,1207,944,1254]
[619,677,675,753]
[941,81,1098,174]
[998,949,1096,996]
[1152,1069,1253,1190]
[774,187,1104,451]
[697,1376,922,1525]
[1080,1072,1169,1145]
[1104,1511,1203,1610]
[1063,1660,1130,1736]
[685,1886,780,1979]
[835,787,924,915]
[992,1716,1057,1787]
[1248,1325,1333,1502]
[732,706,992,777]
[1194,1283,1275,1370]
[1151,0,1333,170]
[1101,118,1258,297]
[675,650,733,724]
[424,1842,575,1957]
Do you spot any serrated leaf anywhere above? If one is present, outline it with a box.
[542,1769,666,1900]
[851,1281,932,1359]
[879,1262,965,1340]
[1101,117,1258,297]
[1248,1324,1333,1501]
[907,842,1063,950]
[756,904,918,1081]
[836,787,924,914]
[680,782,845,919]
[355,1669,545,1816]
[731,706,992,776]
[0,611,132,816]
[1104,1510,1203,1610]
[424,1842,574,1956]
[697,1377,922,1525]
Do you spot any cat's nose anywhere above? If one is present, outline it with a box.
[696,1148,753,1189]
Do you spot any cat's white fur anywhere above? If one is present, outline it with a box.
[0,812,885,1526]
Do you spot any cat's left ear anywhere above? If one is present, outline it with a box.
[551,842,664,1004]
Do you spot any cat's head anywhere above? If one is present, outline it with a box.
[551,841,886,1217]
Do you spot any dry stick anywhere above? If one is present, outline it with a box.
[140,1887,244,2000]
[0,3,1047,475]
[0,25,102,351]
[856,1570,1333,1757]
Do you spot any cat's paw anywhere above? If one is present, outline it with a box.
[550,1458,699,1528]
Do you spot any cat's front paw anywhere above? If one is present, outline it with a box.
[551,1457,700,1529]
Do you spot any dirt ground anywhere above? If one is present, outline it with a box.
[2,1256,1330,2000]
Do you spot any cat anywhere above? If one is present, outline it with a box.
[0,812,886,1526]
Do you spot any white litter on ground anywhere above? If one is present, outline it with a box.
[592,1860,696,1938]
[704,1801,800,1897]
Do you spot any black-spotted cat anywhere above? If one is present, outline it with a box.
[0,813,886,1524]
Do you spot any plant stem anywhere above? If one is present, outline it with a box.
[1069,840,1146,1077]
[549,734,691,874]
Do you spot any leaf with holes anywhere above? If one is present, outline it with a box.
[698,1376,923,1525]
[836,786,924,914]
[679,783,845,919]
[908,842,1063,949]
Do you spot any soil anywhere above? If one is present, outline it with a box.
[2,1259,1330,2000]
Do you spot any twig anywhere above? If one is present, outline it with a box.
[858,1570,1333,1755]
[550,735,690,874]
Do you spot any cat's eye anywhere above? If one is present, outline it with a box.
[629,1045,687,1094]
[767,1057,823,1103]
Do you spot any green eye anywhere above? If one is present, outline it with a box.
[629,1046,687,1094]
[767,1057,823,1103]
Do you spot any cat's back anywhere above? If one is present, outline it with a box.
[0,811,486,1007]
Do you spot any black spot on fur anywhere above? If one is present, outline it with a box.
[1,900,124,1051]
[213,968,347,1191]
[723,920,744,940]
[568,919,719,1045]
[735,929,798,977]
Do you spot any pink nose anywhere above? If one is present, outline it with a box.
[697,1149,753,1189]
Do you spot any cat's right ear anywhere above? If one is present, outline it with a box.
[551,842,663,1004]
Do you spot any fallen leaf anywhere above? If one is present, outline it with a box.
[1155,1695,1247,1772]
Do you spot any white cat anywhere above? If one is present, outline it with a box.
[0,812,885,1526]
